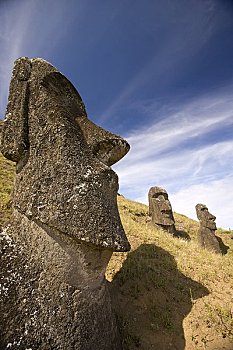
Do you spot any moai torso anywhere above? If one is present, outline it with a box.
[148,186,176,235]
[0,57,130,349]
[195,203,221,254]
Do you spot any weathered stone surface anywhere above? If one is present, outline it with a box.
[0,57,130,349]
[195,203,221,254]
[148,186,176,235]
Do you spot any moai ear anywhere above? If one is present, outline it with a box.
[1,57,31,162]
[148,188,153,216]
[40,71,87,118]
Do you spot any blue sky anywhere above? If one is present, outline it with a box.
[0,0,233,229]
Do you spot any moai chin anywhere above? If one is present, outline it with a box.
[0,57,130,349]
[148,186,176,235]
[195,203,221,254]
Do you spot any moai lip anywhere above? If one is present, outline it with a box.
[195,203,221,254]
[0,57,130,349]
[148,186,176,235]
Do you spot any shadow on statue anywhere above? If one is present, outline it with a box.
[215,235,229,255]
[110,244,209,350]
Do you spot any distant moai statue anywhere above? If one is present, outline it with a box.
[195,203,221,254]
[0,57,130,349]
[148,186,176,235]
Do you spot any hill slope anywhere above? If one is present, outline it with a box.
[107,196,233,350]
[0,153,232,350]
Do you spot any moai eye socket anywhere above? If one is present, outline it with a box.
[201,207,208,212]
[158,194,165,200]
[152,193,160,199]
[152,192,168,200]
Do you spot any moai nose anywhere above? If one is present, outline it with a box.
[76,117,130,166]
[160,200,171,212]
[209,213,216,221]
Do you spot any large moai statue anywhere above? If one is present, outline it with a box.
[148,186,176,235]
[0,57,130,349]
[195,203,221,254]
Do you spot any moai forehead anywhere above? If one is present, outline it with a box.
[195,204,208,221]
[149,186,169,199]
[1,57,130,252]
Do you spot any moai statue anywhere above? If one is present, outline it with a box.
[148,186,176,235]
[195,203,221,254]
[0,57,130,349]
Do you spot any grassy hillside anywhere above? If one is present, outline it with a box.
[107,197,233,350]
[0,152,232,350]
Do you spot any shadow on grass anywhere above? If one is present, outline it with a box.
[110,244,209,350]
[175,230,191,240]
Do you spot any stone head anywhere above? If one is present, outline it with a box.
[1,57,130,252]
[195,204,217,231]
[148,186,175,226]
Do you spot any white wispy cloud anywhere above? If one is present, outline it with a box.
[0,0,76,118]
[169,176,233,230]
[0,0,34,116]
[114,89,233,229]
